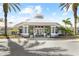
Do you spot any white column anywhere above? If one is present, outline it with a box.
[51,26,56,34]
[33,26,36,37]
[26,26,29,36]
[51,26,52,33]
[23,26,29,33]
[22,26,25,33]
[26,25,29,37]
[50,26,52,37]
[54,27,55,33]
[27,25,28,33]
[44,26,46,37]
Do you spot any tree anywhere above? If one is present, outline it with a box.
[58,26,73,36]
[3,3,20,38]
[59,3,79,35]
[62,18,73,36]
[62,18,72,27]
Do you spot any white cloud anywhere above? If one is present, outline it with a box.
[34,5,42,14]
[7,15,30,27]
[19,7,33,14]
[0,5,3,14]
[19,5,42,15]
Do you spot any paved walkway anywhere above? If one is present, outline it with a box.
[0,38,79,56]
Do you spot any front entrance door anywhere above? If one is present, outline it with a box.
[37,29,43,35]
[19,29,22,33]
[34,27,44,37]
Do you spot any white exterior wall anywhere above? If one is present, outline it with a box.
[21,25,29,37]
[51,26,56,33]
[18,22,61,37]
[21,25,60,37]
[22,26,25,33]
[51,26,59,37]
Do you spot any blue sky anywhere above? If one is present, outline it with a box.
[0,3,77,26]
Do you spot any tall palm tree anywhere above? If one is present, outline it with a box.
[3,3,20,38]
[60,3,79,35]
[63,18,72,27]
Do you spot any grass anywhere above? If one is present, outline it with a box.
[0,34,79,39]
[0,35,18,39]
[56,35,79,39]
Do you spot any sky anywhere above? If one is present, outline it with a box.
[0,3,79,27]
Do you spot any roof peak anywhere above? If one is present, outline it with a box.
[34,14,44,19]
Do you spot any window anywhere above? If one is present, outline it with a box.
[35,26,37,28]
[41,26,43,28]
[55,28,59,33]
[52,27,54,33]
[19,26,23,29]
[25,27,27,33]
[19,29,22,33]
[78,30,79,33]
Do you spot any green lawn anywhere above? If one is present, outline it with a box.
[0,35,79,39]
[0,35,18,39]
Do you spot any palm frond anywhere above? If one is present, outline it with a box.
[65,3,70,11]
[59,3,65,7]
[66,18,71,20]
[16,3,20,5]
[13,4,21,11]
[59,3,71,11]
[59,3,66,11]
[10,4,17,12]
[8,3,21,12]
[62,20,65,22]
[63,18,71,26]
[8,6,11,12]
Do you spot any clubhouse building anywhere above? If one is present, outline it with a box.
[15,14,62,37]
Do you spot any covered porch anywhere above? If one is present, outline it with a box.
[19,24,61,38]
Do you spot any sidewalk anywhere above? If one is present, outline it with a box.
[0,38,79,56]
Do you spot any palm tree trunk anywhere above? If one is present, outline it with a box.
[73,3,78,35]
[74,17,77,35]
[4,13,8,38]
[73,9,77,35]
[65,24,66,36]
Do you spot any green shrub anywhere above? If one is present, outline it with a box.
[58,27,74,36]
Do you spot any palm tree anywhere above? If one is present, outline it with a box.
[62,18,72,35]
[62,18,72,27]
[60,3,79,35]
[3,3,20,38]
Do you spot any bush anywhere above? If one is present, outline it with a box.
[58,27,74,36]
